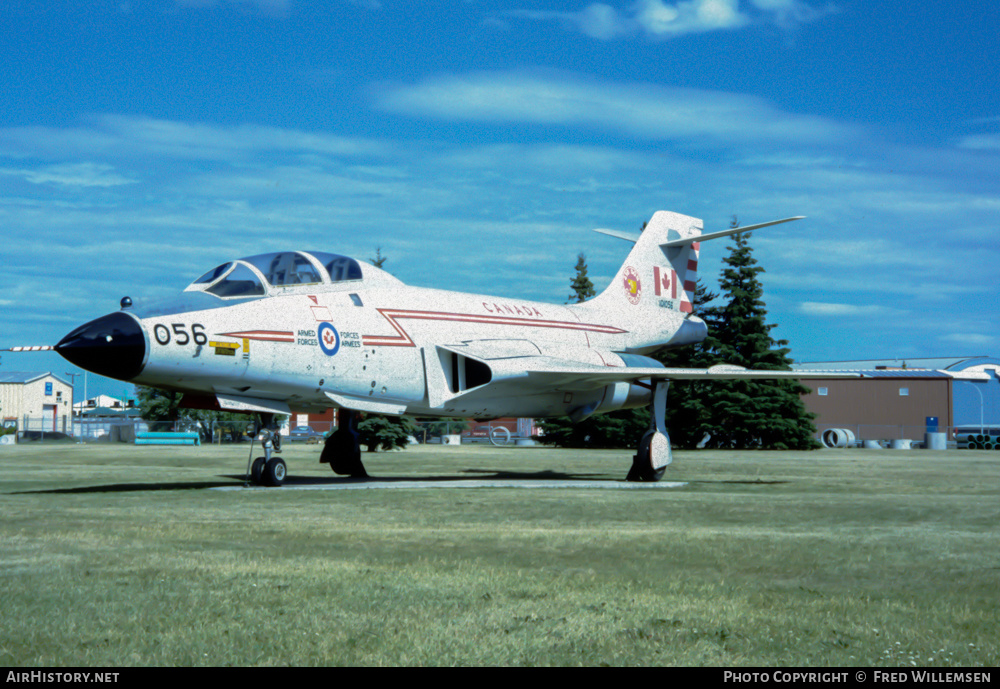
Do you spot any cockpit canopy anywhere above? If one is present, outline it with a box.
[186,251,365,299]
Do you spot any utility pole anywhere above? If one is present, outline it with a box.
[65,372,81,441]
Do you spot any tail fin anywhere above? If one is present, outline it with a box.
[586,210,705,315]
[584,211,806,314]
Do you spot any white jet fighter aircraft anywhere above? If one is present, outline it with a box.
[42,210,844,485]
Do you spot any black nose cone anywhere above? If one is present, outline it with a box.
[56,312,147,381]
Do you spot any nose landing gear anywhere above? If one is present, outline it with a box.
[246,414,286,487]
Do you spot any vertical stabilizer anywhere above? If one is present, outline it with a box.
[577,212,803,352]
[586,210,703,315]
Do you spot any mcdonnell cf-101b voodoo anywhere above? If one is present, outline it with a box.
[36,210,841,486]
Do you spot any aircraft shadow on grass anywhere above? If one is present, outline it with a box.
[9,467,616,495]
[10,475,787,495]
[12,480,237,495]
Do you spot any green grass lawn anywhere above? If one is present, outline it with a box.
[1,441,997,666]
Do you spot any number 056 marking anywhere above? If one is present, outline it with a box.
[153,323,207,346]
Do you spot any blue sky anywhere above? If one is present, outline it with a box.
[2,0,998,400]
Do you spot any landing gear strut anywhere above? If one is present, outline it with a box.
[246,413,286,487]
[320,408,368,478]
[627,380,672,482]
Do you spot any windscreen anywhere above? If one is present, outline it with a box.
[205,263,266,297]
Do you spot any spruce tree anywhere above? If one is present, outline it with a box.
[356,414,417,452]
[568,253,596,303]
[369,247,386,268]
[697,223,819,449]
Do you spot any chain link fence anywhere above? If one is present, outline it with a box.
[8,416,993,450]
[5,416,541,446]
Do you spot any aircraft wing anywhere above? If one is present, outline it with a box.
[488,358,863,391]
[433,341,862,404]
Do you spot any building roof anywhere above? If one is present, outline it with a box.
[73,394,135,410]
[793,356,999,383]
[798,369,953,380]
[854,370,952,379]
[793,356,993,371]
[0,371,72,386]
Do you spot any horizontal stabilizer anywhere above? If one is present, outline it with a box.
[660,216,805,248]
[592,227,642,244]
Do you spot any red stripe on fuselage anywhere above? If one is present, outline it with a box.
[361,308,628,347]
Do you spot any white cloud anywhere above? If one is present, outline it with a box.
[0,163,136,188]
[0,115,388,163]
[939,333,997,347]
[797,301,903,317]
[579,4,630,39]
[509,5,626,40]
[957,134,1000,151]
[377,71,857,147]
[510,0,829,40]
[748,0,833,26]
[637,0,747,35]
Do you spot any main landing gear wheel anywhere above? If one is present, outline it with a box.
[627,429,669,482]
[626,380,673,483]
[320,409,368,478]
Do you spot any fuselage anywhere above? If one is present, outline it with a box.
[55,250,706,420]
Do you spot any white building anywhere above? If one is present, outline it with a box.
[0,372,74,433]
[74,394,136,415]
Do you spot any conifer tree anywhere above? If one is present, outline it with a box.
[136,385,183,432]
[695,221,819,449]
[568,253,596,303]
[356,414,418,452]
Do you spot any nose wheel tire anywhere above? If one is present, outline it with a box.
[262,457,287,487]
[250,457,266,485]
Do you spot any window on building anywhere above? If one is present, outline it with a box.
[818,387,828,396]
[899,387,909,396]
